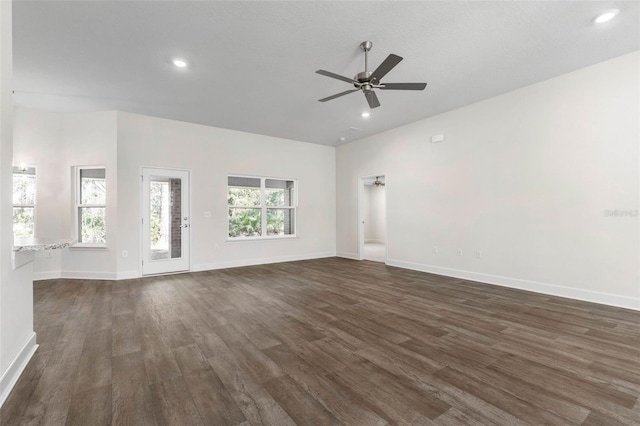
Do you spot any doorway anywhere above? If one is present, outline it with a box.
[141,167,190,275]
[359,175,387,263]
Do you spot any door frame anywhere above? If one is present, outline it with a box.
[139,166,192,276]
[358,173,387,263]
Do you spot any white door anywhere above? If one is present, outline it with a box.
[141,167,190,275]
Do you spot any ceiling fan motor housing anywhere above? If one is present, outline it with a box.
[355,71,374,85]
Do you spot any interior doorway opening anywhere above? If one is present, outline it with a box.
[359,175,387,263]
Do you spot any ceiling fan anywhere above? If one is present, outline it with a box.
[373,176,385,187]
[316,41,427,109]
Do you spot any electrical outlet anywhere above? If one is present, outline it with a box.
[122,250,128,258]
[433,246,439,254]
[204,211,212,218]
[475,250,482,259]
[457,248,463,256]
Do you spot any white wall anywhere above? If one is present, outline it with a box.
[13,109,117,279]
[60,112,118,277]
[364,185,386,243]
[116,112,336,276]
[0,0,37,408]
[12,110,63,274]
[337,51,640,310]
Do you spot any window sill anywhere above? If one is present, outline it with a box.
[226,235,298,243]
[69,244,108,250]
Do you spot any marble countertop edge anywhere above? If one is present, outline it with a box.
[13,238,75,252]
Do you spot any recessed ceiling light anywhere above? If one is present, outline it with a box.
[594,9,619,24]
[172,58,188,68]
[361,112,370,118]
[339,136,346,141]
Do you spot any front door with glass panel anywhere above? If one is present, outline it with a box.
[141,167,190,275]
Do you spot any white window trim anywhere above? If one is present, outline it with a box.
[73,165,107,248]
[227,174,298,241]
[12,165,37,238]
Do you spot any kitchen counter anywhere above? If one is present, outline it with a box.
[12,238,74,269]
[13,238,74,252]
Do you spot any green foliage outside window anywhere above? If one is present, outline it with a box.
[13,207,35,238]
[228,207,262,237]
[228,187,260,207]
[149,182,165,246]
[266,209,285,235]
[80,207,106,244]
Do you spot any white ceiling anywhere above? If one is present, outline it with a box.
[12,1,639,147]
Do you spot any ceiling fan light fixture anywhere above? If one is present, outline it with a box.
[373,176,385,187]
[594,9,619,23]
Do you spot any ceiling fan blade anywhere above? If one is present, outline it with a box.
[316,70,355,84]
[318,88,359,102]
[379,82,427,90]
[364,90,380,109]
[369,54,403,82]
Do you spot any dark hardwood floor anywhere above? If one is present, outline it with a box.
[1,258,639,425]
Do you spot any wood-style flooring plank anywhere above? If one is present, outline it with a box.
[72,328,112,394]
[181,368,246,426]
[262,375,342,426]
[66,385,111,426]
[111,351,157,426]
[263,343,387,426]
[148,377,203,426]
[208,352,296,425]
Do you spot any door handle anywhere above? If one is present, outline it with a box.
[181,224,189,228]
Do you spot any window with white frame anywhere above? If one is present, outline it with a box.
[75,167,106,245]
[228,176,296,239]
[13,165,36,238]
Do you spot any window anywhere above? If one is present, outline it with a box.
[228,176,296,239]
[13,165,36,238]
[75,167,106,245]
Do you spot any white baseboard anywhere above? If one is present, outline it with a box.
[0,332,38,408]
[364,239,385,244]
[387,258,640,311]
[33,270,61,281]
[336,251,360,260]
[193,252,336,272]
[34,270,120,281]
[116,270,139,280]
[61,270,118,280]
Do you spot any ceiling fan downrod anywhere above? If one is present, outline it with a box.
[361,41,373,73]
[357,41,374,90]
